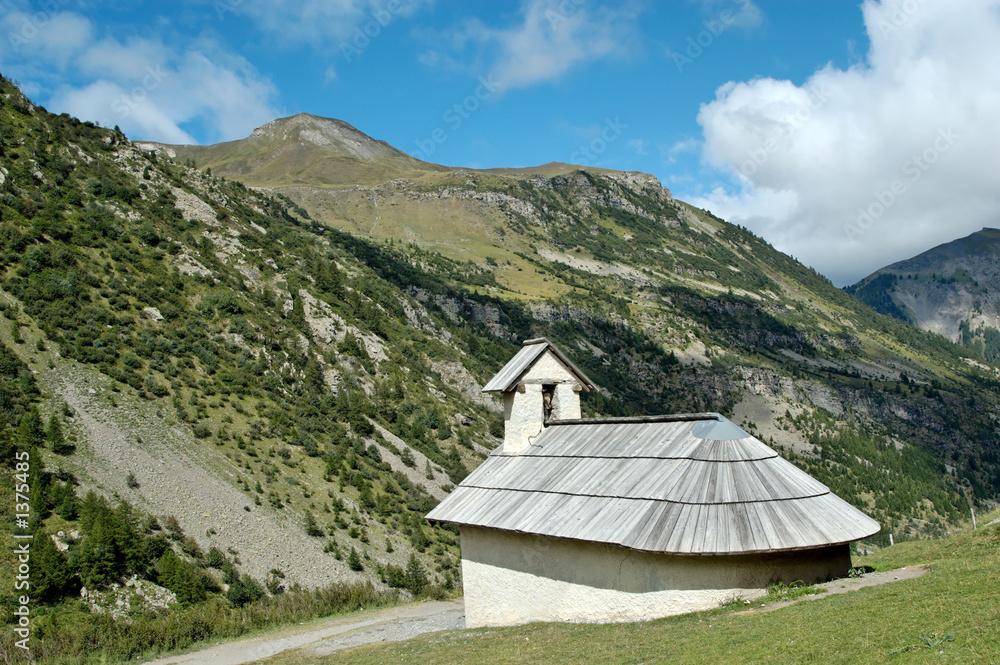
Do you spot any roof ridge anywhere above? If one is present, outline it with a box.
[451,484,832,506]
[492,453,779,462]
[547,413,722,426]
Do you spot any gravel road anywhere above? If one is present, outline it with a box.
[142,599,466,665]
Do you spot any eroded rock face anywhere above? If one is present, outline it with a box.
[249,113,405,163]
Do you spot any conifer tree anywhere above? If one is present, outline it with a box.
[32,532,76,602]
[47,416,73,455]
[405,553,428,596]
[347,547,363,571]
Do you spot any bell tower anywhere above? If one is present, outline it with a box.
[481,338,597,454]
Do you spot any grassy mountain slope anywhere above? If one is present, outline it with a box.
[2,76,1000,653]
[0,81,489,597]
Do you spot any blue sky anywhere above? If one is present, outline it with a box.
[3,0,999,285]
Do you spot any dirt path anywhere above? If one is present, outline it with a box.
[141,599,466,665]
[739,565,931,614]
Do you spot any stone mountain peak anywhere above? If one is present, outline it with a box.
[247,113,406,163]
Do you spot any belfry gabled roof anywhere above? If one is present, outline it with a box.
[427,413,880,555]
[481,338,597,394]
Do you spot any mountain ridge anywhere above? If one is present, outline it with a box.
[847,228,1000,350]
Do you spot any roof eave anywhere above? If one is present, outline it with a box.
[422,521,882,556]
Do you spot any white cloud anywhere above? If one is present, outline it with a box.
[689,0,1000,286]
[54,80,198,144]
[627,139,648,155]
[423,0,641,92]
[663,137,700,163]
[3,12,281,144]
[77,37,172,82]
[696,0,762,29]
[2,10,93,67]
[231,0,434,46]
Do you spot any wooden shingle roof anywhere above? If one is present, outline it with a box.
[427,414,880,555]
[481,338,597,393]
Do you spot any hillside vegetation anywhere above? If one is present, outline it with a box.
[1,75,999,662]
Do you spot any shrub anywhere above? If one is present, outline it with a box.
[227,573,265,607]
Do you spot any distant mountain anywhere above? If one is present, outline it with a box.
[847,228,1000,358]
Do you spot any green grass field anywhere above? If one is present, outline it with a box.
[258,512,1000,665]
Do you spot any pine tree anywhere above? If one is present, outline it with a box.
[304,511,324,537]
[73,515,119,589]
[155,550,207,605]
[405,553,428,596]
[0,417,14,466]
[32,532,76,602]
[47,416,73,455]
[57,488,78,520]
[16,410,44,450]
[347,547,363,571]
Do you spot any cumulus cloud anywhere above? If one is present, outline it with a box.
[54,80,198,144]
[422,0,641,92]
[1,13,281,144]
[1,10,93,68]
[687,0,1000,286]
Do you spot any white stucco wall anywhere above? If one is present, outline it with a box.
[524,350,579,385]
[552,382,581,420]
[501,350,582,453]
[502,386,544,454]
[460,526,851,628]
